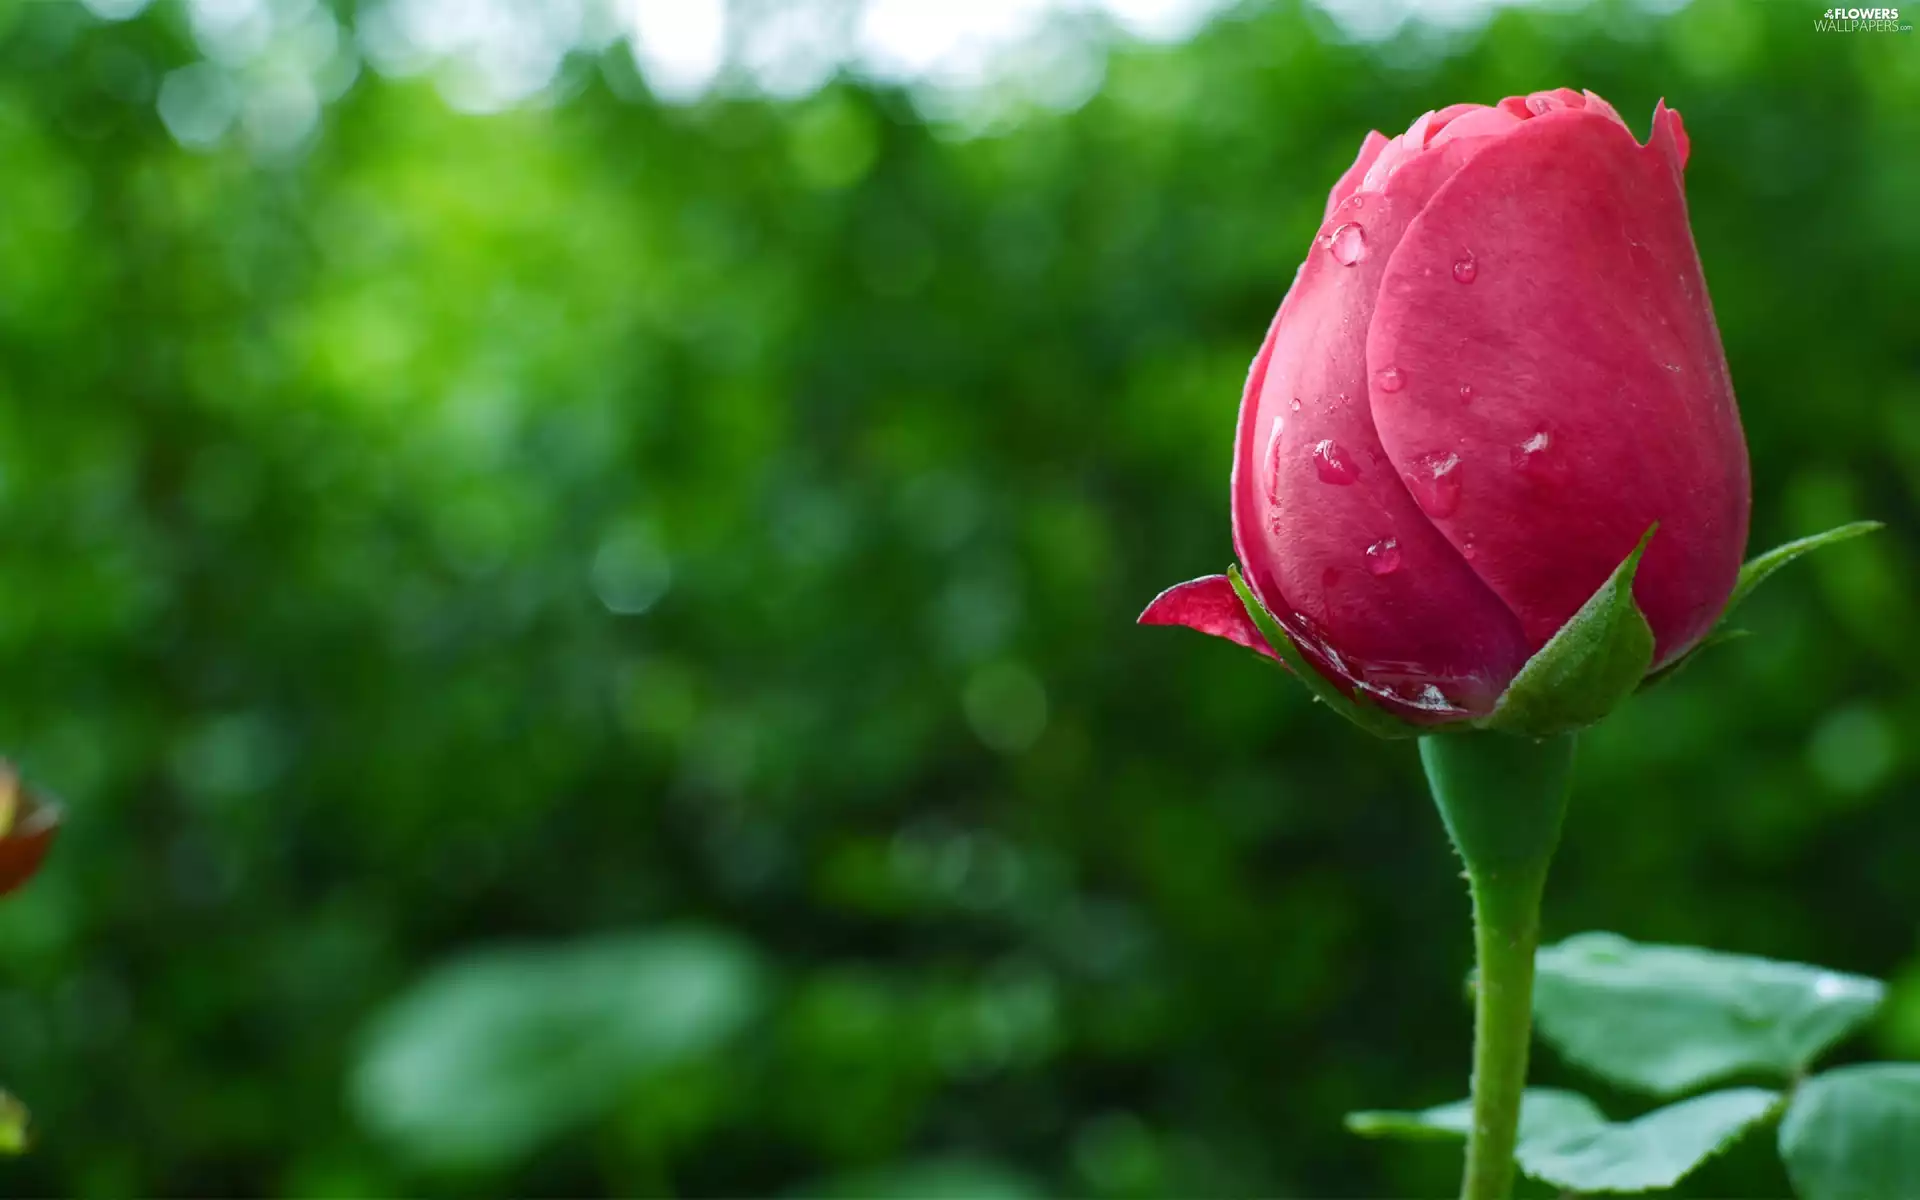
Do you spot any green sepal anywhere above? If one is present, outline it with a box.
[1226,565,1416,741]
[1476,526,1657,737]
[1644,521,1882,687]
[1641,627,1749,690]
[1725,520,1883,616]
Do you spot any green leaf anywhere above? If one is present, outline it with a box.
[1346,1086,1606,1144]
[1520,1088,1779,1193]
[1349,1087,1776,1193]
[1534,932,1885,1096]
[1479,526,1657,736]
[1724,520,1883,619]
[1779,1064,1920,1200]
[353,929,765,1170]
[1226,565,1416,740]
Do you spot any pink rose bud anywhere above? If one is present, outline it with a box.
[1144,90,1750,722]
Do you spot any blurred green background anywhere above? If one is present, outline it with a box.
[0,0,1914,1194]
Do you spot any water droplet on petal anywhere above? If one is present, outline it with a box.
[1512,430,1551,474]
[1410,684,1454,712]
[1327,222,1367,266]
[1664,362,1682,373]
[1451,254,1477,284]
[1263,415,1287,502]
[1289,397,1302,412]
[1365,537,1401,576]
[1312,439,1360,485]
[1404,451,1462,517]
[1457,383,1475,403]
[1375,366,1405,394]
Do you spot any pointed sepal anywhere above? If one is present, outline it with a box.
[1226,565,1417,740]
[1641,519,1882,687]
[1724,520,1882,618]
[1478,526,1657,737]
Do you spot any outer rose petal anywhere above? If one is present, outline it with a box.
[1325,131,1391,221]
[1366,108,1748,665]
[1650,98,1690,171]
[1426,106,1522,151]
[1138,574,1278,662]
[1231,136,1531,720]
[1582,89,1624,125]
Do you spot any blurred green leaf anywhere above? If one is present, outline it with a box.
[1779,1064,1920,1200]
[1347,1087,1605,1144]
[352,929,765,1170]
[1535,932,1884,1095]
[1350,1087,1775,1192]
[1519,1088,1779,1193]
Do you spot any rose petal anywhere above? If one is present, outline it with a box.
[1138,574,1278,662]
[1324,131,1392,221]
[1367,108,1747,664]
[1230,138,1531,718]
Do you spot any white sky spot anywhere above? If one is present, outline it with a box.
[739,2,846,99]
[126,0,1696,142]
[80,0,155,21]
[622,0,727,103]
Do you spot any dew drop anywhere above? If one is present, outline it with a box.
[1409,684,1455,712]
[1375,366,1405,394]
[1404,451,1462,517]
[1327,222,1367,266]
[1312,439,1360,485]
[1289,397,1302,412]
[1264,415,1288,502]
[1664,362,1682,373]
[1365,537,1402,576]
[1512,430,1551,474]
[1451,254,1477,284]
[1457,383,1475,403]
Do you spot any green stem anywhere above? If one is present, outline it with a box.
[1420,732,1576,1200]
